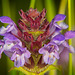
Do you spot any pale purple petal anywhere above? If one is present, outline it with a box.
[0,26,8,35]
[47,42,59,51]
[24,48,31,58]
[0,16,18,35]
[20,54,25,66]
[54,52,59,59]
[51,31,60,39]
[62,41,69,48]
[3,43,14,51]
[69,45,75,53]
[48,57,56,65]
[49,25,56,35]
[14,55,21,67]
[0,40,4,45]
[7,25,18,35]
[54,23,62,29]
[53,14,66,22]
[65,31,75,40]
[11,52,17,60]
[58,45,64,54]
[43,51,50,64]
[47,52,56,64]
[39,44,47,54]
[4,33,22,46]
[4,34,18,41]
[59,22,68,29]
[4,51,13,58]
[11,45,24,52]
[53,34,65,44]
[0,16,14,24]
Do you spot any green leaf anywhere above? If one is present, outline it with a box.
[11,67,30,75]
[39,65,61,75]
[9,65,61,75]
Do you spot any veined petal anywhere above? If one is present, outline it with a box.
[44,52,56,65]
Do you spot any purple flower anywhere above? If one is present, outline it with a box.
[49,14,67,35]
[11,45,31,67]
[0,33,31,67]
[0,8,75,70]
[39,42,59,64]
[0,16,18,36]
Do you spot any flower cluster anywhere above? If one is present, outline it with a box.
[0,8,75,70]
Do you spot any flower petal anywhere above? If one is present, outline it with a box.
[53,34,65,44]
[39,45,47,54]
[20,54,25,66]
[53,14,66,22]
[24,48,31,58]
[0,16,14,24]
[0,26,8,35]
[4,51,13,58]
[11,52,17,60]
[69,45,75,53]
[43,51,49,64]
[65,31,75,40]
[14,55,21,67]
[59,22,68,29]
[3,43,14,51]
[62,41,69,48]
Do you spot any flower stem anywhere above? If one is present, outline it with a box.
[68,0,72,75]
[58,0,67,24]
[29,0,36,9]
[44,0,56,22]
[58,0,67,14]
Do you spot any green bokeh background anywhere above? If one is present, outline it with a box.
[0,0,75,75]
